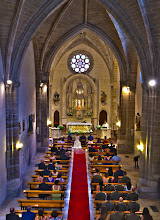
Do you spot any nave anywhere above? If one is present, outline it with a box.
[1,135,160,220]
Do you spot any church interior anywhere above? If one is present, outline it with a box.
[0,0,160,219]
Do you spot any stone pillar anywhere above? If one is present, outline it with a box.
[117,83,135,154]
[5,83,21,196]
[137,85,160,199]
[36,75,49,151]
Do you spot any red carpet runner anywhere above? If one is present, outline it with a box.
[68,151,90,220]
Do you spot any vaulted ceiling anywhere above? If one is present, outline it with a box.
[0,0,159,82]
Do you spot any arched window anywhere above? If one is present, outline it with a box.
[99,110,107,126]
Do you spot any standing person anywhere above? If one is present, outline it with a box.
[6,207,20,220]
[80,133,86,147]
[88,133,93,141]
[22,205,36,220]
[141,207,153,220]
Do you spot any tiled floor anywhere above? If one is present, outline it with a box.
[0,152,160,219]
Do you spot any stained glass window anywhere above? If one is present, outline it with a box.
[71,54,90,73]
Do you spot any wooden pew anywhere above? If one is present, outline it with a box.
[90,164,119,168]
[27,182,67,190]
[92,191,132,198]
[89,152,114,156]
[34,169,69,174]
[91,182,126,187]
[15,210,62,217]
[18,199,65,210]
[32,175,68,181]
[23,190,65,199]
[91,160,120,164]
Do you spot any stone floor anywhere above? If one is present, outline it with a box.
[0,152,160,219]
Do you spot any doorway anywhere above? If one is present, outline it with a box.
[54,110,59,127]
[99,110,107,125]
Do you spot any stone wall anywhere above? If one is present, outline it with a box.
[50,44,113,128]
[18,42,36,177]
[0,50,7,205]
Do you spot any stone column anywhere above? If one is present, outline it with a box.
[5,83,21,196]
[117,82,135,154]
[36,75,49,151]
[137,85,160,199]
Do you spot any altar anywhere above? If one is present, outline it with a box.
[67,122,92,133]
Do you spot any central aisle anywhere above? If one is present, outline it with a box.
[68,150,90,220]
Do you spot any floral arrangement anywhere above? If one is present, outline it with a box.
[67,112,73,116]
[96,125,102,130]
[57,125,64,130]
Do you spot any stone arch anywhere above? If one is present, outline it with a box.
[10,0,151,84]
[45,24,127,82]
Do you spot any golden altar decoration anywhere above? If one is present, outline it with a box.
[67,122,92,133]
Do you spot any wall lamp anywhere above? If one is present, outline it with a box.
[122,86,130,94]
[116,121,121,127]
[16,141,23,150]
[148,79,156,87]
[137,142,144,152]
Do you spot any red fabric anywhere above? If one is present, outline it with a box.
[68,152,90,220]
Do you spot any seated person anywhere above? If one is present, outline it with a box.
[103,178,115,191]
[102,194,114,211]
[55,173,64,183]
[52,180,62,200]
[38,160,46,169]
[111,152,121,164]
[48,159,55,170]
[126,207,141,220]
[89,145,96,152]
[116,179,125,191]
[89,154,94,163]
[55,161,62,170]
[128,195,140,212]
[60,146,65,154]
[95,185,107,210]
[117,197,127,211]
[49,153,56,160]
[55,147,61,156]
[47,173,54,182]
[47,210,62,220]
[60,151,69,160]
[88,140,93,148]
[115,165,124,176]
[97,138,102,143]
[127,187,139,201]
[108,167,113,176]
[92,169,102,183]
[88,133,93,141]
[22,205,36,220]
[121,171,131,183]
[124,180,133,191]
[96,155,103,165]
[110,186,122,200]
[39,177,52,199]
[112,172,119,183]
[42,166,51,176]
[104,153,112,165]
[6,207,20,220]
[80,133,86,146]
[35,209,45,220]
[52,168,59,177]
[61,137,65,143]
[102,172,109,184]
[67,133,72,142]
[51,144,57,153]
[103,136,109,144]
[110,205,124,220]
[36,172,44,182]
